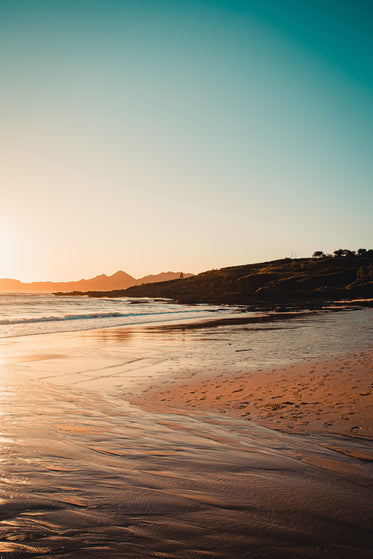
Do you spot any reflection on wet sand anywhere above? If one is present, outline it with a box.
[86,327,134,344]
[1,374,372,558]
[10,353,68,362]
[0,309,372,557]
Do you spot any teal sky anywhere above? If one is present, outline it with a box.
[1,0,372,281]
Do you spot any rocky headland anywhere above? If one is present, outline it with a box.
[58,254,373,307]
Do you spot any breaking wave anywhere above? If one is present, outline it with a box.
[0,309,206,327]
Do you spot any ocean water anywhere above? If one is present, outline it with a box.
[0,292,232,338]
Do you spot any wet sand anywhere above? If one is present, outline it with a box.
[0,309,372,557]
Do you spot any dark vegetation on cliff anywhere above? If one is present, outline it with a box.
[62,251,373,306]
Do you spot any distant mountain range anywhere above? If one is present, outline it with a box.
[0,270,193,293]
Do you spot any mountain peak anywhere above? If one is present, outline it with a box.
[110,270,133,279]
[0,270,194,292]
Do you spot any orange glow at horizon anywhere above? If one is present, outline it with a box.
[0,223,14,278]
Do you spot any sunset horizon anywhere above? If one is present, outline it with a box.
[1,0,372,283]
[0,246,372,285]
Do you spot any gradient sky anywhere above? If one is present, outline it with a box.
[1,0,372,281]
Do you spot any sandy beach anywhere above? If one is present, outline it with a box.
[132,349,373,440]
[0,308,372,558]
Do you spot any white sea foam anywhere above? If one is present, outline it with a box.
[0,309,207,326]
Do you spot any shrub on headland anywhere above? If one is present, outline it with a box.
[312,248,372,259]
